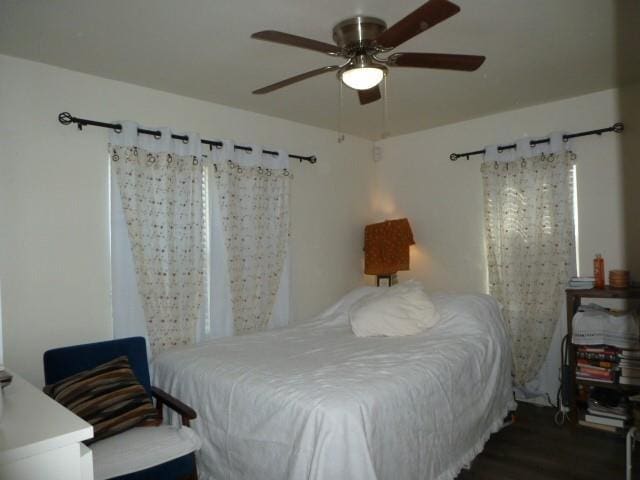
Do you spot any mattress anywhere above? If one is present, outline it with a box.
[153,289,515,480]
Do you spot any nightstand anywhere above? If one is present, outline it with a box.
[0,371,94,479]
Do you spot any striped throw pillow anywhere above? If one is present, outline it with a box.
[44,356,160,443]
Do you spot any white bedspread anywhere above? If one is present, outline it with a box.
[153,291,514,480]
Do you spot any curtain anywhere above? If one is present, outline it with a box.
[207,142,291,335]
[111,174,148,343]
[482,132,576,386]
[109,122,206,354]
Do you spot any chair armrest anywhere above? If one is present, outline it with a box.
[151,386,197,427]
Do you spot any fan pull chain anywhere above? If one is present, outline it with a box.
[382,74,390,139]
[337,81,345,143]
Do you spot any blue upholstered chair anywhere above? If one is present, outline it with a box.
[43,337,200,480]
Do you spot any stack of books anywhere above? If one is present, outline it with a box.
[580,392,630,433]
[619,350,640,386]
[568,276,595,289]
[575,345,619,383]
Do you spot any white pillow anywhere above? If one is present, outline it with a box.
[317,286,380,318]
[349,281,440,337]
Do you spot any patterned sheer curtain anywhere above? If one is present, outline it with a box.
[207,143,291,335]
[482,132,576,385]
[110,122,206,354]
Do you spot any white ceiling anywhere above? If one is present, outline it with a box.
[1,0,638,140]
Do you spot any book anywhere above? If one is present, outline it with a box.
[568,276,595,289]
[576,373,614,383]
[568,284,595,290]
[577,352,619,362]
[577,359,615,368]
[588,396,630,416]
[619,376,640,386]
[577,346,620,362]
[587,408,630,421]
[577,364,611,373]
[578,419,619,433]
[584,414,626,428]
[578,346,620,353]
[618,359,640,366]
[576,374,614,383]
[618,365,640,376]
[620,367,640,378]
[576,366,614,378]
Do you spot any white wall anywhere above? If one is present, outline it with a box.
[2,52,635,391]
[373,88,631,291]
[0,54,375,385]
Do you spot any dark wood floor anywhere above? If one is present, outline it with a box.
[456,402,638,480]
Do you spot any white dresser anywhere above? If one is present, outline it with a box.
[0,371,94,480]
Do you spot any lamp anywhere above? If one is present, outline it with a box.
[340,55,386,91]
[364,218,415,286]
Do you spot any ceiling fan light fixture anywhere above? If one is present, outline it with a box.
[340,66,385,91]
[251,0,485,105]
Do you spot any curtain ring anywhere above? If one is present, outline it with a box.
[494,161,499,170]
[237,166,243,173]
[133,146,138,156]
[111,150,120,162]
[283,169,290,176]
[569,151,577,161]
[113,125,123,134]
[193,156,199,165]
[257,166,263,174]
[147,153,156,164]
[166,154,173,164]
[227,159,233,167]
[266,169,272,176]
[153,131,162,140]
[182,138,189,145]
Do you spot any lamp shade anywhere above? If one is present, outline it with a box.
[364,218,415,275]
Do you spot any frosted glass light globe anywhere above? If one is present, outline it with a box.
[341,67,384,90]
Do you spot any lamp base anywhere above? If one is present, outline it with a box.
[376,274,398,287]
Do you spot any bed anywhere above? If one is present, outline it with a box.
[153,287,515,480]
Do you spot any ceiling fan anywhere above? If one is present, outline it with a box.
[250,0,485,105]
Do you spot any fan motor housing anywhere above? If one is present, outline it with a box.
[332,16,387,52]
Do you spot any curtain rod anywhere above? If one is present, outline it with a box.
[449,122,624,161]
[57,112,317,164]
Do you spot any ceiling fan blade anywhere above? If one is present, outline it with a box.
[358,86,382,105]
[375,0,460,49]
[388,52,485,71]
[252,65,340,94]
[251,30,342,55]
